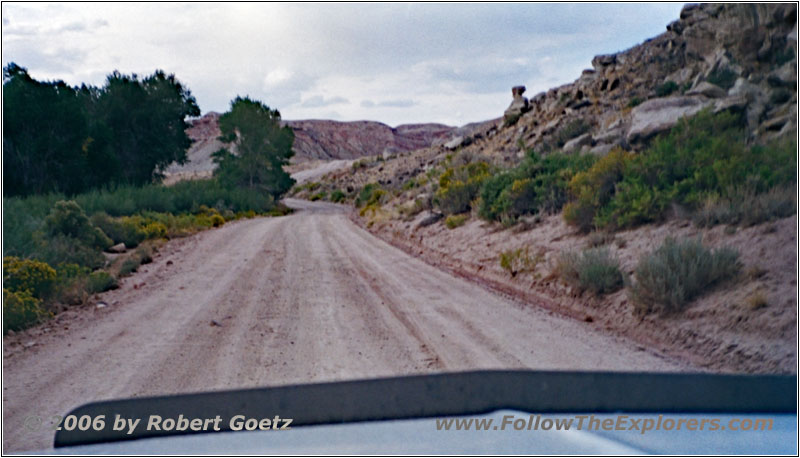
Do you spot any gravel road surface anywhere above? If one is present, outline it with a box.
[2,198,684,452]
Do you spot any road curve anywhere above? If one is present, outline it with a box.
[291,159,354,184]
[2,198,685,452]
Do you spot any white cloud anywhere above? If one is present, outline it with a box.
[1,3,685,126]
[263,68,293,89]
[300,95,349,108]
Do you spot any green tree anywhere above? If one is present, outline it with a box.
[3,64,200,196]
[3,63,91,195]
[213,96,295,198]
[96,70,200,185]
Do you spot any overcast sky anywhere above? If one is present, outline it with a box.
[2,2,684,127]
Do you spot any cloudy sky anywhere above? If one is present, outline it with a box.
[2,2,684,127]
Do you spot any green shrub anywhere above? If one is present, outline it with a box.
[693,186,796,227]
[355,183,385,208]
[134,246,153,265]
[142,221,168,238]
[118,258,140,277]
[54,262,90,283]
[555,247,623,295]
[435,162,490,215]
[3,195,60,259]
[503,112,522,127]
[436,181,477,215]
[478,172,515,221]
[43,200,112,250]
[309,191,327,201]
[445,214,468,229]
[4,288,50,333]
[74,180,275,216]
[499,246,542,276]
[585,231,617,248]
[656,81,679,97]
[3,256,57,298]
[553,119,591,148]
[402,179,418,191]
[563,149,633,232]
[110,245,153,278]
[4,179,277,261]
[627,96,643,108]
[36,235,107,269]
[88,271,118,293]
[90,212,147,248]
[51,263,92,304]
[330,189,346,203]
[585,110,796,230]
[266,203,293,217]
[210,214,225,227]
[706,68,737,90]
[628,237,741,314]
[479,152,595,223]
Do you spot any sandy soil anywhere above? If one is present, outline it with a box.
[2,199,687,453]
[362,209,797,375]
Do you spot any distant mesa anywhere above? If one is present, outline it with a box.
[168,113,486,177]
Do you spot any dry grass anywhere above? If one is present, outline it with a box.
[746,290,769,310]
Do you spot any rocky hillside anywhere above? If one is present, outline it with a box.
[295,3,797,374]
[459,3,797,160]
[165,112,462,179]
[289,119,455,160]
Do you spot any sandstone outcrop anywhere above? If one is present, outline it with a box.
[481,3,796,159]
[503,85,530,123]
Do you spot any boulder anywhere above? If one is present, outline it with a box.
[444,136,466,150]
[414,211,444,230]
[728,77,765,101]
[713,95,749,114]
[107,243,127,254]
[728,78,768,129]
[592,54,617,68]
[686,81,727,98]
[589,143,616,156]
[665,67,695,85]
[762,114,791,131]
[767,62,797,88]
[562,133,593,153]
[503,86,530,122]
[382,147,399,160]
[567,99,592,110]
[666,19,685,35]
[592,128,623,145]
[627,96,713,143]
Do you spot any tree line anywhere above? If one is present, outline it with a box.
[3,63,201,196]
[4,63,295,200]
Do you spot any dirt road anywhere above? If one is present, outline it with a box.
[290,159,354,184]
[2,198,686,452]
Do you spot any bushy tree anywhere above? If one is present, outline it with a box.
[2,63,200,196]
[97,70,200,185]
[213,96,295,198]
[3,64,91,195]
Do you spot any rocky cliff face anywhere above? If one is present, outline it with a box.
[482,3,797,160]
[167,113,458,177]
[287,119,455,161]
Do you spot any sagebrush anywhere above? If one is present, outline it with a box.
[628,237,741,314]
